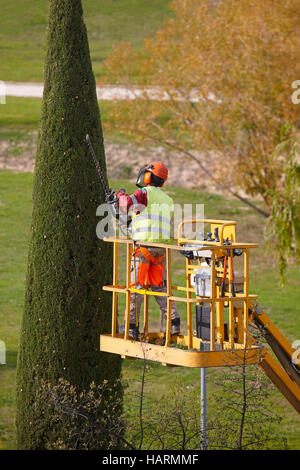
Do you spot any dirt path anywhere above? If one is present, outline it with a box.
[5,81,158,100]
[0,131,216,191]
[1,81,218,190]
[4,81,218,103]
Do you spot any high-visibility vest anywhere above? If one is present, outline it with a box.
[131,186,174,243]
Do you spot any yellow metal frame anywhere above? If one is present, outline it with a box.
[96,218,300,414]
[99,219,300,414]
[177,219,237,246]
[100,219,261,368]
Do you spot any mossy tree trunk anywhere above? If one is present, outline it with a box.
[16,0,121,449]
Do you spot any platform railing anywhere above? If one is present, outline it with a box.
[177,218,237,245]
[103,220,258,352]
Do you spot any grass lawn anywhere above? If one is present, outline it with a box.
[0,169,299,450]
[0,97,138,148]
[0,97,41,130]
[0,0,172,82]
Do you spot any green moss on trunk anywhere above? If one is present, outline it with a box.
[16,0,121,449]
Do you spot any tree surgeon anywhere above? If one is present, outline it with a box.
[117,162,181,338]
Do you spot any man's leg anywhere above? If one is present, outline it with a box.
[148,252,181,334]
[129,254,143,326]
[129,285,144,326]
[151,256,181,334]
[151,284,180,321]
[119,255,143,336]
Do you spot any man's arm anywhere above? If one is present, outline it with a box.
[116,188,148,215]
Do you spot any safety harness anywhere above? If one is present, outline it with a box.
[135,246,165,287]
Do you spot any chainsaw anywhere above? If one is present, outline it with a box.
[85,134,131,236]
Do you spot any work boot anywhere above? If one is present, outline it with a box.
[171,318,180,335]
[119,323,139,339]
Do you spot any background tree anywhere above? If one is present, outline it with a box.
[32,337,286,450]
[101,0,300,271]
[16,0,122,449]
[208,364,286,450]
[266,127,300,281]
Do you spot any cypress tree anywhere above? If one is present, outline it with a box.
[16,0,121,449]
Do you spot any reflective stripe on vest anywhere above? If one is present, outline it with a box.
[131,186,174,243]
[133,226,171,236]
[130,194,138,205]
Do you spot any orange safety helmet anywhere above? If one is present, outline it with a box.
[136,161,168,188]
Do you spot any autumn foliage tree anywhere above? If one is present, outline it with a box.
[101,0,300,270]
[266,126,300,279]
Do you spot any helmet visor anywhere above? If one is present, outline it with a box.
[136,166,148,188]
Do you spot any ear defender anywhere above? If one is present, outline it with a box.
[136,162,168,188]
[144,171,152,185]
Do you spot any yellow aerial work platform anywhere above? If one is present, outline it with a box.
[99,219,300,414]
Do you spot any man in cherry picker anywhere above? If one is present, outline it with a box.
[117,162,181,338]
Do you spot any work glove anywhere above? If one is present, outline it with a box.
[105,188,116,203]
[115,188,126,199]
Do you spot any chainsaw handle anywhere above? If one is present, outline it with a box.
[229,255,236,297]
[220,256,227,297]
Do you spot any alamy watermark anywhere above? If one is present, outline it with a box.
[291,80,300,104]
[0,340,6,365]
[292,340,300,366]
[0,81,6,104]
[96,202,205,240]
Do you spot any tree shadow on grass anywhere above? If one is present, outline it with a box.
[1,349,18,369]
